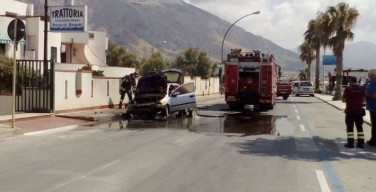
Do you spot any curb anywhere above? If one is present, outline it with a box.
[0,113,53,124]
[314,95,344,112]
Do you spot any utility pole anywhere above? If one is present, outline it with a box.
[44,0,48,73]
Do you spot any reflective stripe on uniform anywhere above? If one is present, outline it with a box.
[347,132,354,139]
[357,132,365,139]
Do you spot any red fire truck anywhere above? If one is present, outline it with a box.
[224,48,280,111]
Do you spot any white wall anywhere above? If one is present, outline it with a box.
[0,95,12,116]
[0,0,31,16]
[22,17,62,62]
[55,70,123,112]
[54,72,220,112]
[0,0,32,59]
[0,72,220,115]
[84,31,108,66]
[183,75,220,96]
[55,63,135,78]
[61,31,108,66]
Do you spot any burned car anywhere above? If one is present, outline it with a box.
[123,69,196,119]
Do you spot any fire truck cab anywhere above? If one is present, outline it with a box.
[224,48,280,111]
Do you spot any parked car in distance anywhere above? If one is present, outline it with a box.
[277,81,292,100]
[295,81,314,97]
[123,69,196,119]
[291,81,300,94]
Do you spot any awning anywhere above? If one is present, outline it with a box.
[0,33,25,45]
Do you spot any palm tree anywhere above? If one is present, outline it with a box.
[298,42,315,81]
[325,3,359,100]
[304,18,322,92]
[304,12,334,93]
[317,12,332,54]
[298,68,309,81]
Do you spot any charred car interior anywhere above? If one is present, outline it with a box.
[123,69,196,119]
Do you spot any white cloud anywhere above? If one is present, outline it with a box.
[183,0,376,49]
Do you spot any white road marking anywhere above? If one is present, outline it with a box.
[294,109,298,113]
[316,170,331,192]
[24,125,79,136]
[300,124,306,132]
[297,115,301,120]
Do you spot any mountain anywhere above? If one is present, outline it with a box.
[19,0,305,71]
[291,41,376,70]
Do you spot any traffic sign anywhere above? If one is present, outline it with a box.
[7,19,26,42]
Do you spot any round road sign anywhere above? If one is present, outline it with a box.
[7,19,26,42]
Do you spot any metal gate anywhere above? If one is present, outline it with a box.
[16,60,54,113]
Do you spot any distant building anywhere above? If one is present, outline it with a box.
[0,0,108,66]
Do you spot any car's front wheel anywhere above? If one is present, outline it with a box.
[160,105,169,118]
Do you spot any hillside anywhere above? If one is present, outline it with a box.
[291,41,376,72]
[20,0,304,71]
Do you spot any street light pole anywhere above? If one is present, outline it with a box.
[219,11,260,94]
[220,11,260,65]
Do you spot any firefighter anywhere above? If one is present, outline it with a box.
[341,76,366,148]
[119,73,136,109]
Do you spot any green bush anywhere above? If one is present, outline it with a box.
[79,64,92,71]
[92,70,104,77]
[0,53,13,94]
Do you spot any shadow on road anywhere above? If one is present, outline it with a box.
[235,136,376,161]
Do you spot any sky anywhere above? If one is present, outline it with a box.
[183,0,376,50]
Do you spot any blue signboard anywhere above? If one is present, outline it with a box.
[323,55,336,65]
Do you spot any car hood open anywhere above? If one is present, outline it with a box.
[161,69,182,84]
[134,71,167,102]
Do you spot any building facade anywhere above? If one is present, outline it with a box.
[0,0,108,66]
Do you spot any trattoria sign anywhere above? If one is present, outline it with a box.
[50,6,87,32]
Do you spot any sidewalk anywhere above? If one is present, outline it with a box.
[314,93,371,126]
[0,108,124,138]
[1,94,368,138]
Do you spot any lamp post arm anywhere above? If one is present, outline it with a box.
[220,11,260,64]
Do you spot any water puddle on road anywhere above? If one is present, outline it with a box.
[110,111,297,137]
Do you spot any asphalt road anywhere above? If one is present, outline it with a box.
[0,95,375,192]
